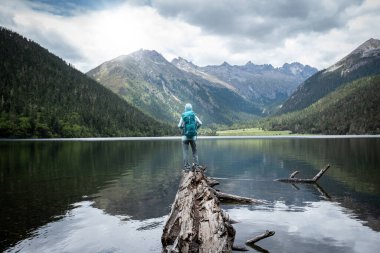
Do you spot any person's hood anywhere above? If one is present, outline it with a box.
[185,103,192,112]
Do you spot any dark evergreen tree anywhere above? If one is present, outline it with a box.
[260,76,380,134]
[279,39,380,114]
[0,27,177,138]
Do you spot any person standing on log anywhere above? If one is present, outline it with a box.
[178,103,202,169]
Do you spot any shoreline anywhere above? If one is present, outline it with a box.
[1,135,379,142]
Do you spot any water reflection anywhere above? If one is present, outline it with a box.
[0,140,182,250]
[230,200,380,253]
[5,201,164,253]
[198,138,380,232]
[1,137,379,252]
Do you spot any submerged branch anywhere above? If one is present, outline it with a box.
[246,230,275,244]
[276,164,330,183]
[232,245,249,251]
[214,190,262,204]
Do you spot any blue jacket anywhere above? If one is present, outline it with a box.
[178,110,202,141]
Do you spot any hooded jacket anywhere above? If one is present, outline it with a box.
[178,104,202,141]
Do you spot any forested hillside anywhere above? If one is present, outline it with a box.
[259,76,380,134]
[279,38,380,114]
[0,27,176,138]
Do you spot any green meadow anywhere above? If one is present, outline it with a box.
[216,128,292,136]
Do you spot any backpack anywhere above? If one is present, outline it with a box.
[182,111,197,138]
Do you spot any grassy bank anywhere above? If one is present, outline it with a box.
[216,128,292,136]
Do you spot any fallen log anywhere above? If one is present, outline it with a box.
[161,166,236,252]
[205,177,220,187]
[276,164,330,183]
[161,166,265,252]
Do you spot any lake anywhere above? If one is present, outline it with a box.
[1,137,379,252]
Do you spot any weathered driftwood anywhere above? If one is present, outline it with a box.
[246,230,275,244]
[232,245,249,251]
[205,178,220,187]
[276,164,330,183]
[161,166,266,253]
[289,171,299,178]
[161,166,236,252]
[229,228,277,252]
[214,190,262,204]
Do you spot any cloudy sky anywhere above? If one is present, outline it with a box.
[1,0,380,72]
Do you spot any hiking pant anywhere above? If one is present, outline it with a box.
[182,139,198,167]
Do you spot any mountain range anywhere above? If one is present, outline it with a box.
[87,50,317,124]
[1,26,378,137]
[87,50,259,125]
[172,57,317,109]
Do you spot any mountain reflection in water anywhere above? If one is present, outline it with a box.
[1,137,379,252]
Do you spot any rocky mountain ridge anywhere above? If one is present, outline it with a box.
[88,49,261,125]
[280,38,380,114]
[172,57,318,108]
[88,49,318,124]
[325,38,380,76]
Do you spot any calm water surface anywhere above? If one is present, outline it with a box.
[0,137,379,252]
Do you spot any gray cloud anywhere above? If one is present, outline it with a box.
[0,1,84,64]
[140,0,365,44]
[1,0,376,72]
[30,29,84,62]
[0,9,16,27]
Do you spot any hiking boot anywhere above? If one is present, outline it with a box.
[192,163,201,169]
[183,164,191,171]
